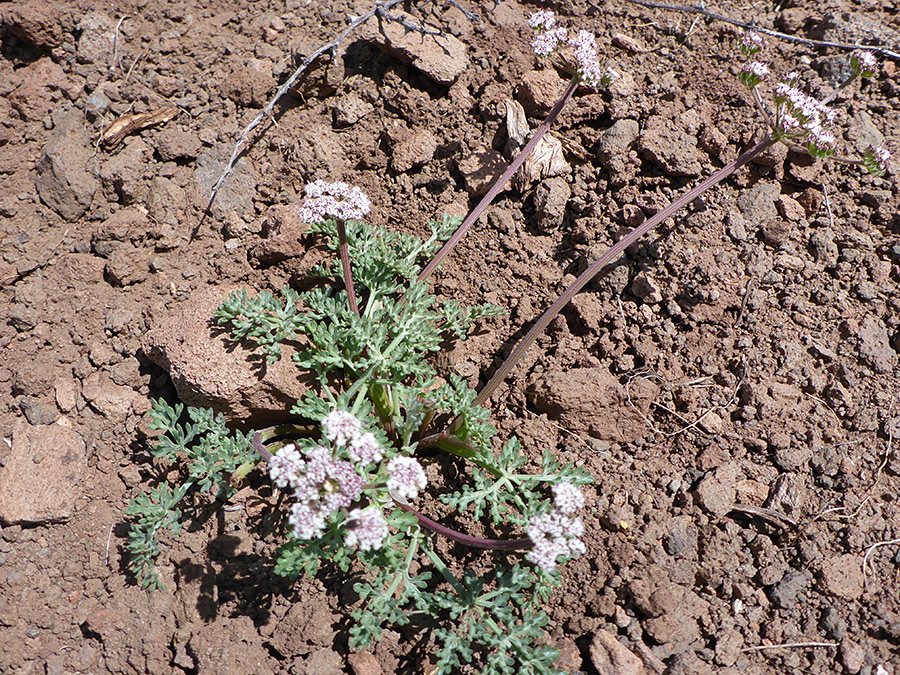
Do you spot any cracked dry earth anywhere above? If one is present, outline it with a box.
[1,0,899,673]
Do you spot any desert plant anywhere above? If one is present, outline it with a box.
[126,10,890,673]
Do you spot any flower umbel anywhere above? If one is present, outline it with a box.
[387,456,427,500]
[739,60,769,89]
[297,180,371,223]
[323,409,362,447]
[739,30,767,57]
[344,507,389,551]
[851,49,877,78]
[526,510,586,573]
[552,481,585,515]
[569,30,604,88]
[864,144,891,176]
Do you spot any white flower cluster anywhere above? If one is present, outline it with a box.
[386,456,427,500]
[773,76,838,156]
[864,144,891,176]
[344,507,389,551]
[526,481,587,573]
[527,11,610,88]
[851,49,877,77]
[296,180,372,223]
[269,444,365,540]
[323,409,384,466]
[268,410,389,547]
[739,30,767,57]
[739,60,769,89]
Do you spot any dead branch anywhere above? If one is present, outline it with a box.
[624,0,900,61]
[207,0,403,206]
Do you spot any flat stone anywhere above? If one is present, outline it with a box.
[590,630,645,675]
[457,145,506,197]
[528,367,658,443]
[819,554,864,600]
[141,285,315,424]
[81,371,147,419]
[361,12,468,85]
[35,108,100,222]
[392,129,437,173]
[637,115,702,176]
[0,419,86,525]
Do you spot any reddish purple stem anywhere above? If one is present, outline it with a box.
[393,498,532,551]
[416,77,580,284]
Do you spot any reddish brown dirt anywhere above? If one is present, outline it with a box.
[1,1,899,674]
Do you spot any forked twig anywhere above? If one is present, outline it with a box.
[207,0,403,205]
[624,0,900,61]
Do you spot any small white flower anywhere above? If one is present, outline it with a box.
[322,409,361,447]
[528,10,556,31]
[386,456,427,500]
[552,481,585,515]
[348,431,383,466]
[344,507,388,551]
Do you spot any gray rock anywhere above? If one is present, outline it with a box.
[809,229,839,266]
[0,420,86,525]
[534,177,570,231]
[361,12,468,85]
[736,181,780,229]
[76,12,115,66]
[858,316,898,374]
[194,146,259,221]
[34,108,100,221]
[769,570,810,608]
[598,119,640,161]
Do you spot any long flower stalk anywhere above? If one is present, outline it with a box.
[416,76,580,284]
[468,135,777,411]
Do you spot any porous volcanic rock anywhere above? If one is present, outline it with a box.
[141,285,314,424]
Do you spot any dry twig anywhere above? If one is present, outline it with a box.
[862,538,900,579]
[741,641,838,653]
[207,0,403,206]
[624,0,900,61]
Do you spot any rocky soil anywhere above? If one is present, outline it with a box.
[0,0,899,673]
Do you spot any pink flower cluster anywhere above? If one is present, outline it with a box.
[268,444,365,540]
[851,49,877,77]
[323,409,384,466]
[344,507,388,551]
[739,30,767,57]
[296,180,371,223]
[386,456,427,500]
[773,76,838,156]
[864,144,891,176]
[269,410,388,545]
[527,11,608,88]
[527,481,587,573]
[739,60,769,88]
